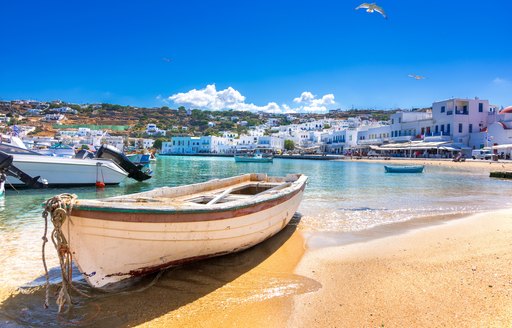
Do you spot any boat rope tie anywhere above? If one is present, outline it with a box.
[41,193,90,313]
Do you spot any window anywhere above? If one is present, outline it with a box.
[447,124,451,134]
[441,125,445,133]
[458,123,463,133]
[435,126,439,133]
[479,103,483,112]
[469,124,473,133]
[441,106,445,113]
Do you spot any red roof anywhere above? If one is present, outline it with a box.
[500,106,512,114]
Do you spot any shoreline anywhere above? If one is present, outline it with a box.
[342,156,512,173]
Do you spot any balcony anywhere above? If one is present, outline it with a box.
[455,110,469,115]
[390,136,413,142]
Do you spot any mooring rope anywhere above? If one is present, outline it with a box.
[41,193,90,313]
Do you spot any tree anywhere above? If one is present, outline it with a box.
[284,140,295,151]
[153,138,169,150]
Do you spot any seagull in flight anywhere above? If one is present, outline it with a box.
[408,74,426,80]
[355,3,387,19]
[162,57,173,63]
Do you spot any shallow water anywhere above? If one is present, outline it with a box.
[1,156,511,326]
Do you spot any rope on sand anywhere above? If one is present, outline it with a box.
[41,193,90,313]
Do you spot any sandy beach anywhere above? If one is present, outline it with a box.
[289,209,512,327]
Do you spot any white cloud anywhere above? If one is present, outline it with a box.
[493,77,511,86]
[167,84,336,113]
[294,91,315,103]
[293,92,336,112]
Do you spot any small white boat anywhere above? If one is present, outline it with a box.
[234,153,273,163]
[1,144,128,186]
[234,148,274,163]
[48,173,307,289]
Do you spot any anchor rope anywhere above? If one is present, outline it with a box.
[41,193,90,313]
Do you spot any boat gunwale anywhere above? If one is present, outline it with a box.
[72,174,308,215]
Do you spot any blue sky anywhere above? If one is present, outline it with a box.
[1,0,511,112]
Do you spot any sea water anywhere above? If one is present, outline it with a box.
[1,156,511,326]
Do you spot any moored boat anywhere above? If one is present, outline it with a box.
[234,147,274,163]
[44,173,307,289]
[384,165,424,173]
[234,153,273,163]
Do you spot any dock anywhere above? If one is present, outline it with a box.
[490,171,512,179]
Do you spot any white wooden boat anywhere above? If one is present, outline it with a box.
[58,173,307,289]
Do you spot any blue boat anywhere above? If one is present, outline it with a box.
[384,165,424,173]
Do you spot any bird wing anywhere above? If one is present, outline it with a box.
[355,3,371,10]
[374,5,387,18]
[408,74,416,78]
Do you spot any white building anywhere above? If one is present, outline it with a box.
[104,136,125,151]
[162,136,235,154]
[44,114,65,122]
[390,111,432,142]
[321,129,358,154]
[432,98,495,146]
[146,123,166,136]
[236,135,284,152]
[50,107,77,114]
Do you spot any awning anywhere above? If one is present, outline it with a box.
[373,141,459,151]
[492,144,512,150]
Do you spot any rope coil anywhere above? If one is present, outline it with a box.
[41,193,90,313]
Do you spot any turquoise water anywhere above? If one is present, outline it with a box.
[1,156,512,326]
[1,156,512,289]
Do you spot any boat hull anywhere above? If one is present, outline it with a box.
[63,181,305,288]
[384,165,424,173]
[234,156,273,163]
[8,155,128,186]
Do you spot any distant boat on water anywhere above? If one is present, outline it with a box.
[234,148,274,163]
[384,165,424,173]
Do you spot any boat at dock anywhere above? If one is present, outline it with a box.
[0,143,151,187]
[384,165,424,173]
[234,148,274,163]
[45,173,307,289]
